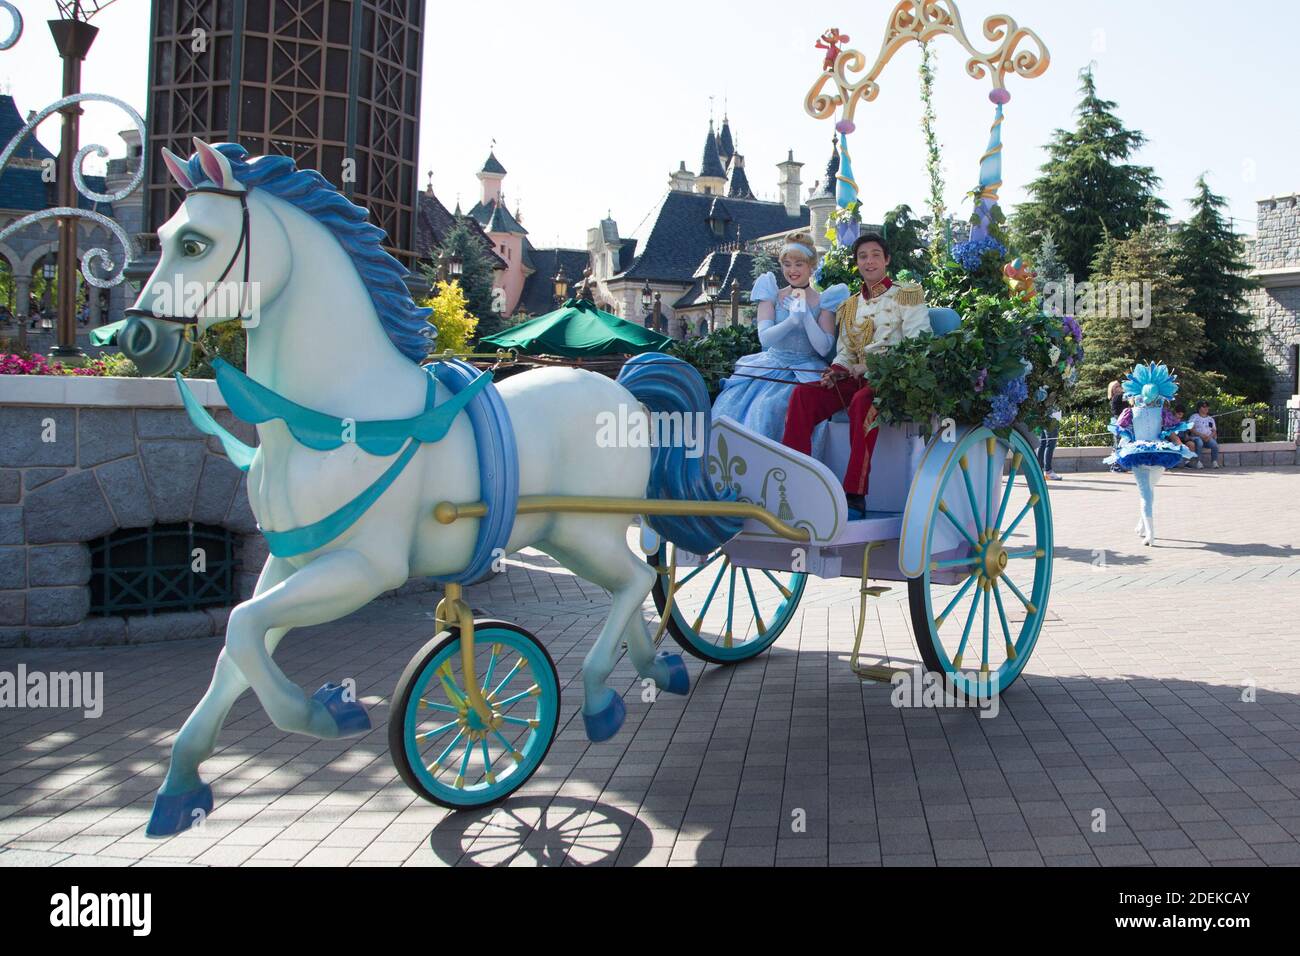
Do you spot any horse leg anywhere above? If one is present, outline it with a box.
[223,548,407,739]
[148,557,294,836]
[538,518,667,741]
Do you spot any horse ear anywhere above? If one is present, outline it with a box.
[192,137,242,192]
[160,148,195,190]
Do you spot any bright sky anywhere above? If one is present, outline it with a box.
[2,0,1296,249]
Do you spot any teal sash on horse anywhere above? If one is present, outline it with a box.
[174,358,492,559]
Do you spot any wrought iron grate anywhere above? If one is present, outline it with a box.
[89,522,237,617]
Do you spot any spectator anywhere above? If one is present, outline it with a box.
[1108,380,1126,473]
[1037,408,1062,480]
[1168,403,1195,464]
[1186,401,1220,469]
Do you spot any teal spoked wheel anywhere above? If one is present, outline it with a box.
[648,542,807,665]
[389,621,559,810]
[907,428,1053,697]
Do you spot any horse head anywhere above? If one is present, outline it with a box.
[122,138,292,375]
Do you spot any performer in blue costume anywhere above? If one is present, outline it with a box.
[1104,362,1194,546]
[711,232,850,440]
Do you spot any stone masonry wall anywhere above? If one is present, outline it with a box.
[0,401,265,648]
[1249,195,1300,410]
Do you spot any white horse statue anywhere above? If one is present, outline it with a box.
[1104,363,1194,546]
[122,140,738,836]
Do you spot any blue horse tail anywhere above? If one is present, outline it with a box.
[616,353,743,554]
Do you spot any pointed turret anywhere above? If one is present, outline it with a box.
[696,120,727,195]
[717,115,735,169]
[726,154,754,200]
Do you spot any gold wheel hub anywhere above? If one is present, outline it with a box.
[981,538,1008,581]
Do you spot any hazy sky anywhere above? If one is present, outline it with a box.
[2,1,1296,249]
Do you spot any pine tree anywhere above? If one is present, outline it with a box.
[750,248,777,283]
[1171,176,1272,401]
[1033,230,1067,286]
[424,216,500,340]
[1073,221,1221,409]
[1012,68,1166,280]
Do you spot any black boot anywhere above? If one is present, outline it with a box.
[846,493,866,519]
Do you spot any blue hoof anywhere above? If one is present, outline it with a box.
[146,782,213,838]
[655,650,690,696]
[312,683,372,737]
[582,690,626,743]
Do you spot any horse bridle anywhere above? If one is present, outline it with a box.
[124,187,252,338]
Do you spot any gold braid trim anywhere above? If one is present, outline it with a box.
[894,282,925,307]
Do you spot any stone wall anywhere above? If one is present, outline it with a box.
[0,379,264,648]
[1248,195,1300,410]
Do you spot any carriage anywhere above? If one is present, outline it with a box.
[390,342,1055,809]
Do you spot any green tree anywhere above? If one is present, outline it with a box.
[424,216,500,339]
[1171,176,1272,401]
[1033,230,1067,287]
[1012,67,1165,280]
[918,42,947,267]
[750,248,777,282]
[882,203,930,277]
[1072,221,1220,410]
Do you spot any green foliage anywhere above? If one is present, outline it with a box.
[863,294,1084,435]
[424,216,501,340]
[1171,176,1272,401]
[182,320,246,378]
[750,249,778,283]
[918,42,947,268]
[813,240,862,296]
[1057,388,1283,447]
[1071,221,1222,411]
[882,204,930,278]
[1011,67,1166,279]
[667,323,760,397]
[423,279,478,354]
[1033,230,1067,286]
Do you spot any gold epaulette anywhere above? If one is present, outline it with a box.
[893,282,926,307]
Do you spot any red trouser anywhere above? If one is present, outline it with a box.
[782,376,880,496]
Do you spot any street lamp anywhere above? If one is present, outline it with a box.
[703,271,722,333]
[640,281,653,326]
[728,278,741,327]
[447,253,463,281]
[553,264,569,305]
[652,292,663,333]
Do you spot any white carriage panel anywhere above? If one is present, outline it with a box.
[812,421,927,515]
[710,416,848,546]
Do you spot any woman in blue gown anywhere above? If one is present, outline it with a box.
[712,234,849,441]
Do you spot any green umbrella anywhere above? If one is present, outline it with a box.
[89,318,128,347]
[479,298,671,358]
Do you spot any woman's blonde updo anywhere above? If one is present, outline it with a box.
[779,232,818,265]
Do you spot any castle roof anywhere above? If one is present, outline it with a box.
[479,152,507,176]
[699,122,726,180]
[515,245,592,317]
[468,197,527,236]
[615,189,808,284]
[415,191,507,270]
[717,116,735,166]
[726,155,754,200]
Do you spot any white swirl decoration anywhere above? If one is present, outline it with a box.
[0,1,21,51]
[0,93,146,287]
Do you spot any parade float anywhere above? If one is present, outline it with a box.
[124,0,1071,833]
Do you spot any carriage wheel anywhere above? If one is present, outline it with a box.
[389,620,559,810]
[649,542,807,665]
[907,428,1053,697]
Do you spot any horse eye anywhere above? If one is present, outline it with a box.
[181,238,208,257]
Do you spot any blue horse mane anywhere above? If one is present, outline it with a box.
[181,143,432,363]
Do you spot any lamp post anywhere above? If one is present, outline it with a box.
[447,252,463,283]
[552,264,569,305]
[640,281,653,327]
[47,3,106,364]
[728,278,740,327]
[652,292,662,333]
[703,270,722,334]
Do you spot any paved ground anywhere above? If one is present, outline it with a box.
[2,467,1299,867]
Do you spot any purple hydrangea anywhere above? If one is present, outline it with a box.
[836,219,861,248]
[1061,314,1083,343]
[950,236,1007,271]
[984,375,1028,430]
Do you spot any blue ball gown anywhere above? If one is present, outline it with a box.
[711,272,850,441]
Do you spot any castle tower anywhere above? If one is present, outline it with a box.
[717,115,735,171]
[726,154,755,201]
[807,144,840,251]
[777,149,804,219]
[696,120,727,196]
[145,0,426,265]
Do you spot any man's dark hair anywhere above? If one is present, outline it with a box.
[1197,401,1210,411]
[851,233,890,260]
[1174,403,1187,415]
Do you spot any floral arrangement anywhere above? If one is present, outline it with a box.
[813,200,867,296]
[0,351,138,376]
[862,286,1084,436]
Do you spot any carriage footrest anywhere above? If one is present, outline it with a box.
[851,663,911,683]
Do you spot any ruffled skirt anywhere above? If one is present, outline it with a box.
[1104,439,1195,472]
[711,348,828,442]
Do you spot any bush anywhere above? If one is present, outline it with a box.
[667,324,760,397]
[1057,388,1283,448]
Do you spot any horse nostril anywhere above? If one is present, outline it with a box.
[124,319,155,357]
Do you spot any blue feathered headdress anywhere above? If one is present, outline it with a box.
[1122,362,1179,407]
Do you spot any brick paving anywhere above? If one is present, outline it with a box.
[1,466,1298,867]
